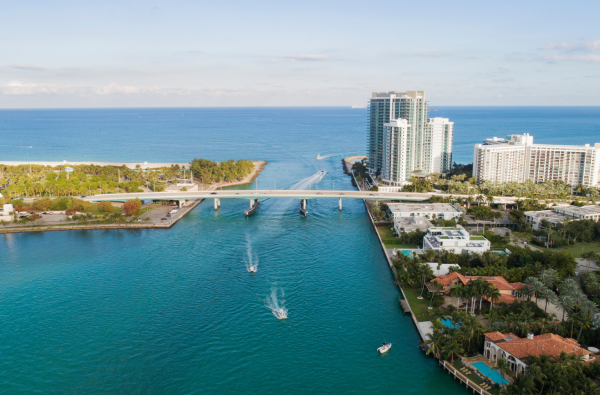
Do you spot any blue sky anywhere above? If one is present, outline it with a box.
[1,0,599,107]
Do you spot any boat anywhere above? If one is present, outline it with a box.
[378,342,392,353]
[245,199,260,216]
[247,264,257,273]
[273,308,288,319]
[316,154,323,160]
[299,201,308,217]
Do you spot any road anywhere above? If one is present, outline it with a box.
[82,189,521,203]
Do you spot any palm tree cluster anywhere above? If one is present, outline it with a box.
[505,353,600,395]
[451,278,501,315]
[0,163,190,198]
[424,310,487,361]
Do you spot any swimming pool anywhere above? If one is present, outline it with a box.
[440,318,460,328]
[472,361,507,386]
[399,250,414,257]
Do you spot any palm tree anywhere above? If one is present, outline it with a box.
[524,277,545,303]
[487,287,501,309]
[451,284,466,309]
[538,268,559,289]
[581,251,598,271]
[557,295,575,322]
[429,280,441,310]
[466,196,474,209]
[496,357,511,387]
[442,340,464,363]
[424,329,444,358]
[538,288,558,313]
[559,278,579,298]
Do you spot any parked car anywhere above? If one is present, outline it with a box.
[161,218,167,221]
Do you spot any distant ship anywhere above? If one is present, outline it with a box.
[351,105,366,109]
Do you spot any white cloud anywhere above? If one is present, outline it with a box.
[542,43,574,50]
[283,55,328,62]
[96,82,139,95]
[420,52,441,58]
[10,64,44,70]
[542,54,600,63]
[542,39,600,53]
[0,81,84,95]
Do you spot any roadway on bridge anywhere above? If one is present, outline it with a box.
[82,190,519,203]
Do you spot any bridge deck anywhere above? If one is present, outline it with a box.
[82,190,519,203]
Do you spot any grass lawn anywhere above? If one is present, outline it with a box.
[376,226,418,249]
[402,288,433,322]
[536,241,600,258]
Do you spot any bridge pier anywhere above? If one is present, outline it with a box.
[338,198,342,211]
[178,200,184,208]
[214,198,220,210]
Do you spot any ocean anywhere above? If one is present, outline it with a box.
[0,107,598,394]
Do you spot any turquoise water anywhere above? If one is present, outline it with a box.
[440,318,460,329]
[400,250,414,257]
[472,362,506,385]
[0,107,597,393]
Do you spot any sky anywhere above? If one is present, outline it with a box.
[1,0,600,108]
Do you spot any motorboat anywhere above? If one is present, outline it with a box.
[247,264,257,273]
[316,154,323,160]
[378,342,392,353]
[273,308,288,319]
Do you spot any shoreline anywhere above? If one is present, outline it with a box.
[0,161,267,235]
[0,160,191,169]
[346,156,494,395]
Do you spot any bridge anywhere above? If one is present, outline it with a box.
[82,190,519,212]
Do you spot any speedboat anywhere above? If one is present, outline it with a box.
[378,342,392,353]
[247,264,257,273]
[316,154,323,160]
[273,308,288,319]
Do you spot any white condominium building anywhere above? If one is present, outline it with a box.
[367,91,453,186]
[473,133,600,187]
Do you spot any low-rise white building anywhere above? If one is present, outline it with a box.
[0,204,14,222]
[525,205,600,230]
[387,203,462,221]
[423,226,490,254]
[425,262,460,276]
[552,205,600,221]
[393,216,432,234]
[524,210,568,231]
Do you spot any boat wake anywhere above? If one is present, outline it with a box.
[245,238,258,273]
[289,170,327,190]
[266,288,288,319]
[316,153,343,160]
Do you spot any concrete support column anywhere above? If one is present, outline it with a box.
[214,198,219,210]
[178,200,184,208]
[338,198,342,211]
[218,198,221,207]
[302,199,307,210]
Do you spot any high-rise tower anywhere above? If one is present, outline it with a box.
[367,91,453,188]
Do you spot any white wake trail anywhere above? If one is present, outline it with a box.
[266,287,288,319]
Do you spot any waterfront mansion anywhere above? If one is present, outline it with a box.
[423,226,490,254]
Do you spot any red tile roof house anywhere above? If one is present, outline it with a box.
[427,272,525,305]
[484,331,593,376]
